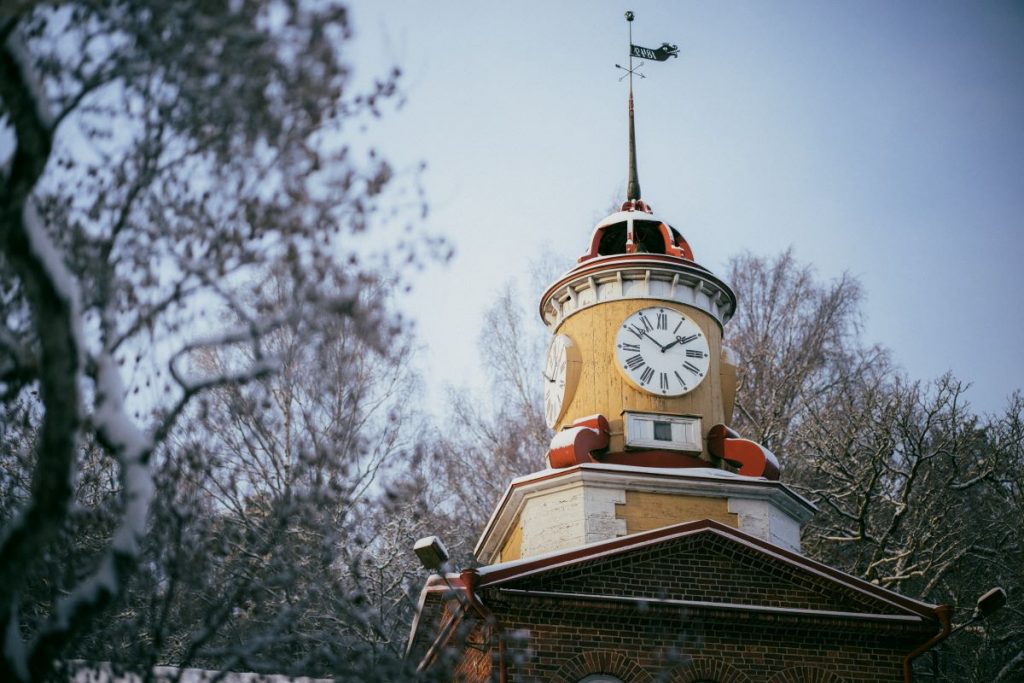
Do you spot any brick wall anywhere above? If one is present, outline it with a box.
[422,529,938,682]
[482,597,923,682]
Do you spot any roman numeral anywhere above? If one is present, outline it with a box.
[656,312,668,330]
[619,343,640,352]
[629,325,645,340]
[683,361,703,376]
[674,371,688,389]
[673,319,682,333]
[639,313,653,331]
[640,367,655,385]
[685,349,705,358]
[659,372,669,391]
[625,354,645,370]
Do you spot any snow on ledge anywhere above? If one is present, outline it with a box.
[549,425,596,449]
[509,462,759,487]
[69,663,331,683]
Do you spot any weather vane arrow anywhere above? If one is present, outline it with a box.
[616,11,678,207]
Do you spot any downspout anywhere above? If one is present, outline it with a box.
[461,569,506,683]
[903,605,952,683]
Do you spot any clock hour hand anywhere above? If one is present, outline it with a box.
[542,372,556,383]
[662,333,699,351]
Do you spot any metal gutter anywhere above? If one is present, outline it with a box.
[902,604,952,682]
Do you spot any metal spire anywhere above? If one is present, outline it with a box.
[625,11,641,202]
[614,12,678,208]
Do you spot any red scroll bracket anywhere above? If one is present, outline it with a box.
[547,414,610,469]
[707,424,781,480]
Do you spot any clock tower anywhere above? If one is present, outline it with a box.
[538,201,738,464]
[408,17,951,680]
[473,64,799,567]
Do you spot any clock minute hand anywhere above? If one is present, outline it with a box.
[640,330,670,352]
[542,372,556,383]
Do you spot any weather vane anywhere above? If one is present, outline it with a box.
[615,11,679,206]
[615,11,679,85]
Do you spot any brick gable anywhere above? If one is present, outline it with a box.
[497,531,899,616]
[409,521,945,681]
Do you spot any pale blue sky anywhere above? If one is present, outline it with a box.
[352,1,1024,416]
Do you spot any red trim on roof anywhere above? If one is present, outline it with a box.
[596,449,707,468]
[475,519,939,621]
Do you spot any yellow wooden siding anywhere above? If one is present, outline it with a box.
[553,299,724,459]
[616,490,738,534]
[720,359,737,425]
[499,522,523,562]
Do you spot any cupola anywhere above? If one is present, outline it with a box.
[579,209,695,262]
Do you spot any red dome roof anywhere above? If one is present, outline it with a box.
[578,209,695,263]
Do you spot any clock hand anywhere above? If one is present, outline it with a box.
[542,372,556,383]
[663,333,699,351]
[652,332,701,353]
[640,330,670,352]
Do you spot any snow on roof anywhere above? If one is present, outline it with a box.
[549,425,596,449]
[509,462,753,487]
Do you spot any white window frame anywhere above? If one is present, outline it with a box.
[623,411,702,452]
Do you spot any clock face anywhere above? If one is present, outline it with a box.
[614,306,710,396]
[543,334,581,428]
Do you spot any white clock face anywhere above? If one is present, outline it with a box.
[614,306,710,396]
[543,334,580,428]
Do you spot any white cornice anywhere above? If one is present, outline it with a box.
[474,464,816,564]
[540,259,736,330]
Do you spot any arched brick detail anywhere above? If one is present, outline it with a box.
[551,649,654,683]
[667,656,752,683]
[767,666,846,683]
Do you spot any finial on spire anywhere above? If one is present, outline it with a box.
[614,12,679,211]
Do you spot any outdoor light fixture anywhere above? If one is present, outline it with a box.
[951,586,1007,636]
[412,535,493,661]
[974,586,1007,619]
[413,535,450,572]
[412,535,471,624]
